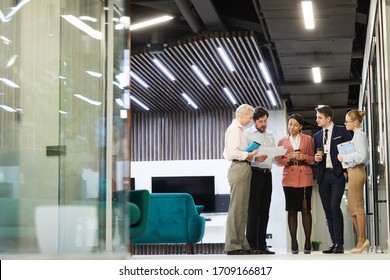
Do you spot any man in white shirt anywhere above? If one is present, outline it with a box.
[244,107,276,254]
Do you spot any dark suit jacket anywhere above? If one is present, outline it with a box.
[313,125,352,184]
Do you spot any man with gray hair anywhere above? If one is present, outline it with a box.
[223,104,258,255]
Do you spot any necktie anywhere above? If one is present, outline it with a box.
[324,129,329,145]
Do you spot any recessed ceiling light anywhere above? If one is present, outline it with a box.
[312,67,321,83]
[302,1,315,29]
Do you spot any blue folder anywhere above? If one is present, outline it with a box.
[244,141,261,152]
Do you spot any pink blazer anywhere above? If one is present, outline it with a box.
[276,133,315,188]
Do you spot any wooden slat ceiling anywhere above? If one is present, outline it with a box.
[130,31,282,113]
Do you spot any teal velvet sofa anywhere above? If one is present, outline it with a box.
[132,193,206,253]
[129,189,150,240]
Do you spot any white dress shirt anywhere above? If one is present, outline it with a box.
[324,123,334,169]
[244,125,275,169]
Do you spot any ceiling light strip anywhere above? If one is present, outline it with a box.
[223,87,237,105]
[266,90,277,107]
[194,39,238,109]
[224,36,255,96]
[187,41,230,109]
[168,46,208,93]
[130,87,160,112]
[250,36,281,107]
[191,65,210,85]
[130,15,174,31]
[132,55,178,111]
[217,47,235,72]
[130,95,150,110]
[259,63,272,84]
[147,51,202,111]
[181,93,198,109]
[164,47,208,109]
[243,35,274,103]
[152,58,176,81]
[312,67,321,83]
[130,71,149,88]
[131,58,170,111]
[190,37,233,109]
[223,35,260,106]
[242,36,273,106]
[231,36,264,106]
[175,44,221,109]
[208,37,246,106]
[301,1,315,30]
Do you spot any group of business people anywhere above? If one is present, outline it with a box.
[223,104,369,255]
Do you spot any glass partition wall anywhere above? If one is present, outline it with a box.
[0,0,128,256]
[361,0,390,254]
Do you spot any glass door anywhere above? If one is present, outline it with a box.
[0,0,127,255]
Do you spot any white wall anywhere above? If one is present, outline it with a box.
[131,109,289,251]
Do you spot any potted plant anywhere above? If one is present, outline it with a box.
[311,240,322,251]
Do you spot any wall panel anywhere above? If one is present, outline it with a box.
[131,110,234,161]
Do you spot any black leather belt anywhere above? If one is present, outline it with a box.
[251,167,271,173]
[232,159,251,165]
[288,161,308,166]
[325,168,334,172]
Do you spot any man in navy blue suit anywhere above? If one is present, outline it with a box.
[313,105,352,254]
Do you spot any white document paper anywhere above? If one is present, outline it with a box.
[257,146,287,157]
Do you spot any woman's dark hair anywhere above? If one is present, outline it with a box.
[253,106,269,120]
[288,113,304,126]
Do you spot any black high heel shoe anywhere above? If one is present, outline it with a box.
[291,240,299,254]
[304,241,311,254]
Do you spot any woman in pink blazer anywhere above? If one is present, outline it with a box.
[275,114,315,254]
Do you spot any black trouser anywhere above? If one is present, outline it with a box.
[246,168,272,249]
[319,171,346,246]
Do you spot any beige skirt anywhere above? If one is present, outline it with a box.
[347,164,366,215]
